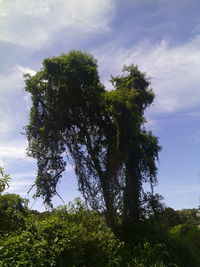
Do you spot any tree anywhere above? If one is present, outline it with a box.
[25,50,161,228]
[0,168,28,233]
[0,193,29,233]
[177,208,200,225]
[0,167,10,194]
[156,207,182,227]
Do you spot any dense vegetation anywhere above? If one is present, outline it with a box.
[0,51,199,266]
[0,192,199,266]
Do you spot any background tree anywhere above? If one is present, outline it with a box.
[0,167,10,194]
[25,51,161,229]
[177,208,200,225]
[0,193,29,234]
[0,169,29,234]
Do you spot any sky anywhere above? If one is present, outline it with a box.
[0,0,200,211]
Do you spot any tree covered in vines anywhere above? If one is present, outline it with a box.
[25,51,161,228]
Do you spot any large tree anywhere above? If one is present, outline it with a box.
[25,51,161,228]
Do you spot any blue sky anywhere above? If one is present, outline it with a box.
[0,0,200,211]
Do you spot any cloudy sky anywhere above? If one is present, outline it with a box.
[1,0,200,210]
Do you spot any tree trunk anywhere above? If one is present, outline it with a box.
[123,157,141,225]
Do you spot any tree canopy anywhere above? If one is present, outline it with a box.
[25,50,161,227]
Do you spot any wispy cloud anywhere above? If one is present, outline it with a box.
[17,65,36,76]
[8,179,34,193]
[0,66,34,167]
[0,139,28,161]
[0,66,29,139]
[0,0,115,49]
[182,132,200,143]
[94,36,200,114]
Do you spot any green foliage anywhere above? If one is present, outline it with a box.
[170,223,200,254]
[0,197,199,266]
[0,167,10,194]
[0,193,29,234]
[154,208,182,228]
[130,241,177,267]
[177,208,200,225]
[117,217,200,267]
[0,200,123,266]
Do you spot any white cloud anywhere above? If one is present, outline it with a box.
[0,137,36,171]
[0,64,36,136]
[0,66,28,135]
[8,179,33,193]
[6,183,33,198]
[95,36,200,114]
[5,171,35,194]
[0,0,114,49]
[0,139,27,161]
[0,65,36,169]
[17,65,36,76]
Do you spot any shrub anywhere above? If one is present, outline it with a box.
[0,194,28,234]
[169,224,200,266]
[0,201,123,266]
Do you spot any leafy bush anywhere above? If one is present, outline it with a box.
[171,224,200,249]
[0,198,199,266]
[0,193,28,234]
[0,200,123,266]
[130,241,177,267]
[177,209,200,225]
[169,224,200,266]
